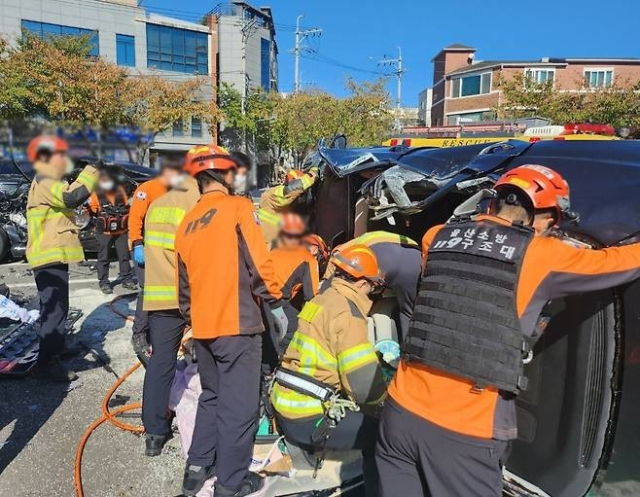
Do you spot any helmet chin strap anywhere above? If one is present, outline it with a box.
[202,169,235,194]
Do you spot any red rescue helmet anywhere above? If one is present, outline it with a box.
[186,144,237,177]
[331,244,384,285]
[494,164,571,224]
[280,213,306,236]
[27,135,69,162]
[303,234,329,262]
[284,169,304,186]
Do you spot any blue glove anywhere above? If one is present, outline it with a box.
[133,245,145,267]
[270,306,289,340]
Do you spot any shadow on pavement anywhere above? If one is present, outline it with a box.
[0,376,70,474]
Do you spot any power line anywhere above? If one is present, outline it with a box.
[300,53,384,77]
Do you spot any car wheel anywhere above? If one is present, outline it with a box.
[0,227,10,262]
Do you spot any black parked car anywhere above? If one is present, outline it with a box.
[0,158,157,261]
[307,139,640,497]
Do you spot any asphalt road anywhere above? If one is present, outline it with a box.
[0,261,186,497]
[0,260,634,497]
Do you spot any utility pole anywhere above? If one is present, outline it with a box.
[240,11,258,185]
[294,15,322,93]
[379,46,405,130]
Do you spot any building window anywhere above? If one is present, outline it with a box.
[525,68,555,84]
[173,119,184,137]
[116,34,135,67]
[447,110,493,125]
[260,38,271,91]
[584,69,613,88]
[21,20,99,56]
[191,117,202,138]
[146,24,208,74]
[450,72,491,98]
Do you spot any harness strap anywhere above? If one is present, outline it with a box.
[274,369,335,403]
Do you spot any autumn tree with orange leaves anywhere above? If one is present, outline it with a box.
[0,33,220,162]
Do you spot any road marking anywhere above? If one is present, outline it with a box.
[8,278,98,288]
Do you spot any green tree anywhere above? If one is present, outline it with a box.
[498,73,640,129]
[0,33,221,161]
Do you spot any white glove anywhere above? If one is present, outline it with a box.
[270,307,289,340]
[26,310,40,324]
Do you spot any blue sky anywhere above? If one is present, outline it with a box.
[143,0,640,106]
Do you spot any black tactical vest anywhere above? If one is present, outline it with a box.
[402,219,534,394]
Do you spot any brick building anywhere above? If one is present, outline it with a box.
[430,43,640,126]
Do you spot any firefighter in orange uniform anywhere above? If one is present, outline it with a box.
[26,136,100,382]
[140,148,201,457]
[257,168,318,248]
[128,160,183,357]
[270,213,320,350]
[175,146,285,497]
[376,165,640,497]
[87,169,135,294]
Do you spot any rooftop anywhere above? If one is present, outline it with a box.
[445,56,640,77]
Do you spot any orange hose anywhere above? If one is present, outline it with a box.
[74,294,191,497]
[74,294,142,497]
[108,293,137,323]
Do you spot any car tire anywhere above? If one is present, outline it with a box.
[0,227,10,262]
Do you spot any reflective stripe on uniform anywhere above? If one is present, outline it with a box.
[77,169,97,190]
[146,206,186,226]
[26,207,81,266]
[257,208,280,226]
[298,302,323,323]
[337,343,379,374]
[300,174,314,189]
[145,230,176,249]
[357,231,418,247]
[50,183,66,208]
[144,285,177,302]
[272,185,289,207]
[289,332,337,370]
[270,382,324,417]
[26,246,84,266]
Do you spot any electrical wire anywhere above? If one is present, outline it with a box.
[300,53,385,77]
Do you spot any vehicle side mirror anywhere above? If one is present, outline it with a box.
[330,134,347,150]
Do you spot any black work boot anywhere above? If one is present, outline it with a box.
[99,282,113,295]
[145,433,170,457]
[32,358,79,383]
[182,464,216,496]
[214,472,265,497]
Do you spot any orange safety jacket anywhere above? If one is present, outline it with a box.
[175,187,282,339]
[87,186,129,236]
[128,177,167,249]
[270,246,319,302]
[390,214,640,440]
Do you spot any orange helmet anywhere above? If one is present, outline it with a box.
[280,213,306,236]
[303,234,329,262]
[284,169,304,186]
[331,244,384,285]
[186,144,237,177]
[494,164,571,224]
[27,135,69,162]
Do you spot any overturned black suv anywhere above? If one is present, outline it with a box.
[307,139,640,497]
